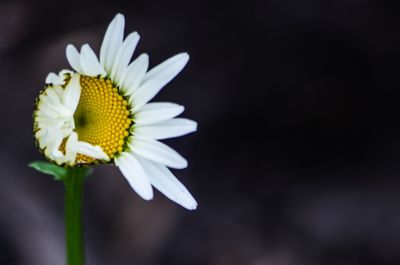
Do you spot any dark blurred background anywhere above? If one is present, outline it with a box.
[1,0,400,264]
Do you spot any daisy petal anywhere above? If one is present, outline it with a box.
[142,53,189,83]
[65,132,79,165]
[137,156,197,210]
[131,53,189,112]
[42,100,72,118]
[134,102,184,125]
[48,129,64,159]
[62,73,81,113]
[130,79,165,112]
[66,44,83,73]
[52,85,65,98]
[37,104,58,119]
[115,152,153,200]
[111,32,140,83]
[75,141,109,161]
[59,69,74,77]
[45,73,63,85]
[40,128,53,148]
[134,118,197,140]
[42,128,63,158]
[80,44,106,77]
[45,88,62,105]
[100,13,125,74]
[131,136,188,169]
[119,53,149,95]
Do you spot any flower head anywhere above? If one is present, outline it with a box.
[33,14,197,209]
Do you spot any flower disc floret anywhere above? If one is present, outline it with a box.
[73,76,132,163]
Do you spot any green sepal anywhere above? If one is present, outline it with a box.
[29,161,94,181]
[29,161,68,181]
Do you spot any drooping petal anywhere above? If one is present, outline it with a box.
[41,89,72,118]
[45,88,62,105]
[41,127,61,152]
[62,73,81,113]
[52,85,65,98]
[100,13,125,74]
[136,156,197,210]
[39,128,52,148]
[35,118,62,130]
[115,152,153,200]
[79,44,106,77]
[47,128,64,159]
[66,44,83,73]
[134,102,184,125]
[110,32,140,83]
[119,53,149,95]
[75,141,109,161]
[134,118,197,140]
[36,106,58,119]
[131,136,188,169]
[42,100,72,118]
[65,132,79,165]
[45,73,63,85]
[131,53,189,112]
[59,69,74,78]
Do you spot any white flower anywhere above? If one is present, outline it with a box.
[33,13,197,210]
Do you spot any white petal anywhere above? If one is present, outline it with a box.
[60,126,74,138]
[134,118,197,140]
[59,69,74,78]
[131,53,189,112]
[41,89,72,117]
[52,85,64,98]
[35,129,46,140]
[56,105,74,118]
[45,73,63,85]
[142,53,189,83]
[41,128,63,162]
[42,100,72,118]
[130,79,164,112]
[66,44,83,73]
[100,13,125,74]
[75,141,109,161]
[143,52,189,83]
[48,130,64,159]
[62,73,81,113]
[37,102,58,118]
[110,32,140,83]
[119,53,149,95]
[136,156,197,210]
[115,152,153,200]
[131,136,187,169]
[65,132,78,165]
[45,88,62,105]
[41,127,56,148]
[79,44,106,77]
[134,102,184,125]
[39,128,52,148]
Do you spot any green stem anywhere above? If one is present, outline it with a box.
[64,167,90,265]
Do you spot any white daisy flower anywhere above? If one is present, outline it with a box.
[33,13,197,210]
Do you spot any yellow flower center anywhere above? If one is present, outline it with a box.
[73,75,132,163]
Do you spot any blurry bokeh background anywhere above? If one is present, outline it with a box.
[2,0,400,264]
